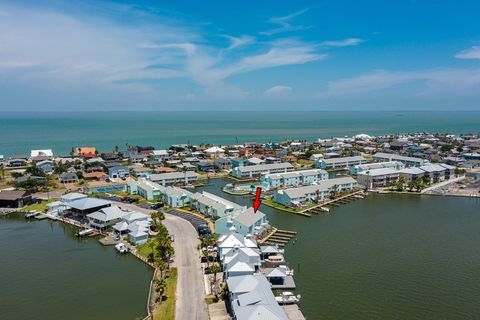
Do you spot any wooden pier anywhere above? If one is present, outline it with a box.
[302,190,366,215]
[261,229,297,246]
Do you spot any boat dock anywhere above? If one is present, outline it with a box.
[261,229,297,247]
[302,190,366,215]
[283,304,306,320]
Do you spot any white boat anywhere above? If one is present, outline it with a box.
[319,206,330,212]
[77,228,95,237]
[278,265,294,276]
[275,292,301,305]
[25,211,39,218]
[353,194,364,199]
[115,243,129,254]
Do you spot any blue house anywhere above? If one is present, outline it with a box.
[108,166,130,179]
[230,158,245,168]
[197,162,214,171]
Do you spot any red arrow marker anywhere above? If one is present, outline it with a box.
[253,187,262,213]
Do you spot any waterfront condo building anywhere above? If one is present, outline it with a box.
[231,162,294,179]
[356,168,401,189]
[316,156,367,170]
[350,161,405,175]
[373,152,429,167]
[272,176,358,207]
[148,171,197,186]
[261,169,328,189]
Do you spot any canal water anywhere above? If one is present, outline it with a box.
[0,215,152,320]
[198,179,480,320]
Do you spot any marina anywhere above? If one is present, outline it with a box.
[197,178,480,320]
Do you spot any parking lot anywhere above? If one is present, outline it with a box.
[165,209,211,235]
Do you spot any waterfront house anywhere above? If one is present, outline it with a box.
[215,158,232,170]
[36,160,54,175]
[87,206,129,231]
[261,169,328,190]
[197,161,214,172]
[191,191,241,218]
[231,163,294,179]
[127,221,150,245]
[226,274,288,320]
[218,231,258,260]
[356,168,400,189]
[58,172,79,184]
[215,207,269,236]
[148,171,197,186]
[74,147,96,159]
[30,149,53,158]
[373,152,428,167]
[316,156,367,170]
[7,158,27,167]
[66,197,111,214]
[108,166,130,179]
[0,190,32,208]
[223,246,261,278]
[272,176,358,207]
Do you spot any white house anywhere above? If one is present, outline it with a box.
[205,146,225,158]
[215,207,269,236]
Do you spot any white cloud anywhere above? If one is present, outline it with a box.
[320,38,365,47]
[260,9,309,36]
[455,46,480,59]
[318,69,480,97]
[221,35,256,49]
[263,85,292,96]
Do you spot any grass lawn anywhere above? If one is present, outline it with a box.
[136,240,156,259]
[154,268,178,320]
[22,198,59,212]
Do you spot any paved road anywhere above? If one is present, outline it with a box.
[112,202,208,320]
[163,213,208,320]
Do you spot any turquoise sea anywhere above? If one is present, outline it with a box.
[0,111,479,157]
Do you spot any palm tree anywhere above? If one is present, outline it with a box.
[203,249,211,268]
[155,277,167,302]
[210,263,222,297]
[156,259,168,278]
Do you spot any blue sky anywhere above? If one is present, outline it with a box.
[1,0,480,111]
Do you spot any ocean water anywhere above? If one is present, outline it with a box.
[0,111,479,157]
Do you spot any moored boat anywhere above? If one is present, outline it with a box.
[115,243,129,254]
[25,211,39,218]
[77,228,95,237]
[275,291,301,305]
